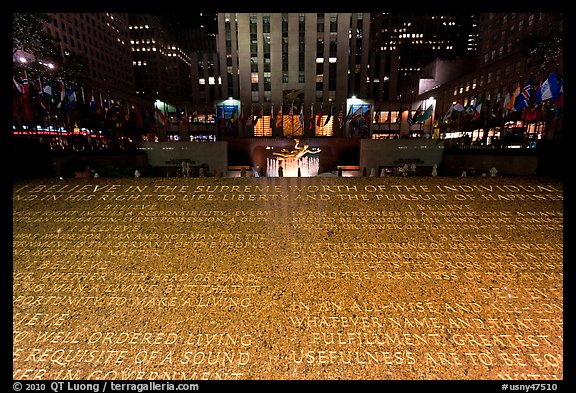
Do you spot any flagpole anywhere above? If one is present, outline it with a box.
[291,101,294,138]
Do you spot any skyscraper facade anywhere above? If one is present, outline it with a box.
[216,13,376,137]
[43,13,136,103]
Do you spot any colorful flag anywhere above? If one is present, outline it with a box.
[466,97,477,115]
[275,105,283,128]
[309,104,314,129]
[246,108,253,126]
[514,80,532,111]
[299,106,304,129]
[472,100,482,121]
[453,100,465,112]
[502,93,511,113]
[508,83,521,111]
[90,92,96,112]
[407,110,414,126]
[554,79,563,108]
[534,80,543,106]
[38,76,48,113]
[374,107,381,124]
[540,71,561,102]
[254,106,262,127]
[412,104,423,123]
[154,108,167,127]
[65,87,77,109]
[417,104,434,123]
[343,106,353,125]
[56,81,66,109]
[316,104,323,127]
[324,106,332,126]
[20,70,33,121]
[363,108,371,126]
[41,79,52,108]
[443,104,454,122]
[338,106,344,128]
[350,106,363,124]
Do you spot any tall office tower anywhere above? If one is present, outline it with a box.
[216,13,377,137]
[43,13,136,102]
[371,13,479,100]
[159,13,223,106]
[128,14,193,106]
[162,12,219,52]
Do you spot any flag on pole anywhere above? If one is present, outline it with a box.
[407,110,414,126]
[38,76,48,113]
[344,105,353,125]
[338,106,344,128]
[350,106,363,124]
[154,108,167,127]
[472,100,482,121]
[443,104,454,122]
[411,104,422,123]
[90,91,96,112]
[417,105,434,123]
[453,99,465,112]
[316,104,324,127]
[65,87,77,110]
[363,108,371,126]
[534,80,543,106]
[299,106,304,129]
[514,80,532,111]
[275,105,283,128]
[255,105,262,126]
[508,83,521,111]
[540,70,561,102]
[56,80,65,109]
[309,104,314,129]
[21,70,33,121]
[324,105,332,126]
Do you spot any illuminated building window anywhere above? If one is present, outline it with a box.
[315,115,334,136]
[254,116,272,137]
[282,114,304,137]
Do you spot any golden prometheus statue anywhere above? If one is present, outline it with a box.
[272,139,321,161]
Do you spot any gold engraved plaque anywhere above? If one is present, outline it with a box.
[13,177,563,380]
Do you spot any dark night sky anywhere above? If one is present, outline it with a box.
[154,13,217,33]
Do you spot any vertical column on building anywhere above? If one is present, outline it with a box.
[335,13,351,137]
[359,14,370,99]
[389,49,399,101]
[237,13,251,137]
[216,15,227,101]
[270,13,283,138]
[304,13,316,138]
